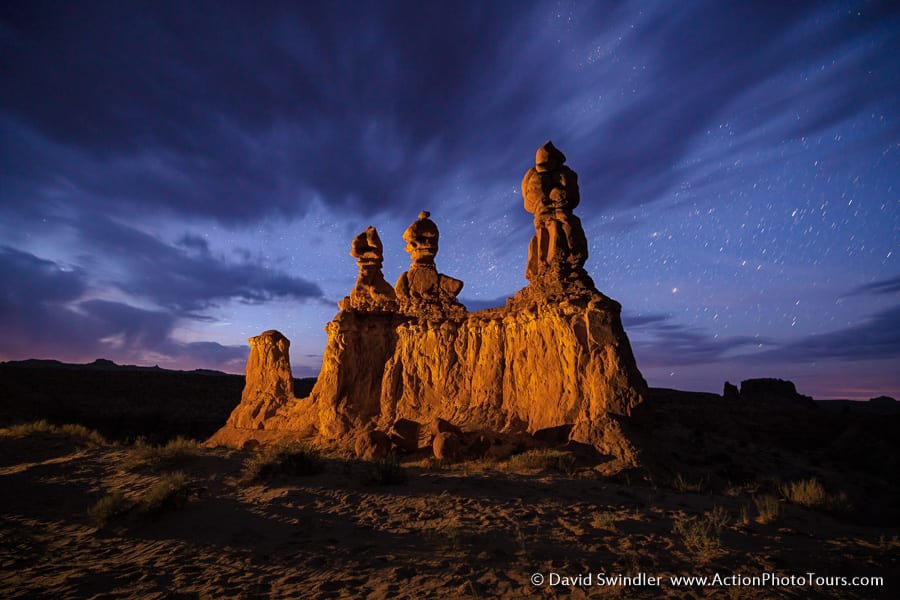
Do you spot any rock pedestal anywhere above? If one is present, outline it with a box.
[225,330,294,430]
[210,143,648,465]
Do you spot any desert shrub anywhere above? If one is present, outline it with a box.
[780,478,851,513]
[368,452,407,485]
[141,471,189,515]
[591,510,619,531]
[780,478,827,507]
[507,449,577,475]
[825,490,852,513]
[1,420,106,445]
[88,491,130,527]
[672,473,705,493]
[242,442,324,482]
[753,494,780,524]
[123,436,202,471]
[672,506,729,563]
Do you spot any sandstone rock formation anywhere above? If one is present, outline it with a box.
[225,330,294,430]
[394,211,466,318]
[513,140,594,306]
[338,226,398,312]
[210,143,648,466]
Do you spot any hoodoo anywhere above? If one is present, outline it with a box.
[210,142,647,465]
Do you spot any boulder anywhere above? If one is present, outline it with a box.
[354,429,392,461]
[389,418,421,453]
[433,431,462,462]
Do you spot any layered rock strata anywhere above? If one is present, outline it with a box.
[210,142,647,464]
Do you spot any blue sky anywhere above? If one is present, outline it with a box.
[1,1,898,398]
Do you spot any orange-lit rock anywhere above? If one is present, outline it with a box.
[224,329,294,430]
[339,226,398,313]
[210,143,647,465]
[394,211,466,319]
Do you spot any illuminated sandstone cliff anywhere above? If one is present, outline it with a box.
[210,142,647,463]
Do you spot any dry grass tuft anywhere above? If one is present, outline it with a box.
[0,420,106,445]
[88,492,130,527]
[753,494,780,524]
[242,442,324,482]
[141,471,190,515]
[672,505,729,563]
[780,478,852,513]
[672,473,705,493]
[507,449,576,475]
[122,436,202,472]
[367,452,407,485]
[780,478,826,507]
[590,510,619,531]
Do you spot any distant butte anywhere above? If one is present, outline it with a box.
[209,142,647,466]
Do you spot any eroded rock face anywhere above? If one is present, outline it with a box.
[226,330,294,430]
[211,143,648,465]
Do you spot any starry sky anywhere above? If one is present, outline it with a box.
[1,1,898,399]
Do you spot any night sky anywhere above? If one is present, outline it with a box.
[1,1,898,399]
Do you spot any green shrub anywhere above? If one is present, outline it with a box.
[507,449,577,475]
[242,442,324,482]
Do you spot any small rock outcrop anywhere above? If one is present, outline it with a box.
[210,142,648,466]
[339,226,398,312]
[394,211,466,318]
[225,330,294,430]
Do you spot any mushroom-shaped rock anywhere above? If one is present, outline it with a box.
[340,226,398,312]
[394,211,466,318]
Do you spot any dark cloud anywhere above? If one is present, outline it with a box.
[0,245,86,306]
[848,276,900,296]
[73,214,323,313]
[625,312,767,367]
[3,2,896,225]
[0,247,247,371]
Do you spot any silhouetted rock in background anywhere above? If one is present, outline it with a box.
[739,377,815,406]
[723,381,740,401]
[0,359,314,442]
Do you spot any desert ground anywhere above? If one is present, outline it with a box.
[1,420,897,600]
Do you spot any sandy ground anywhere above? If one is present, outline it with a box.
[1,431,897,599]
